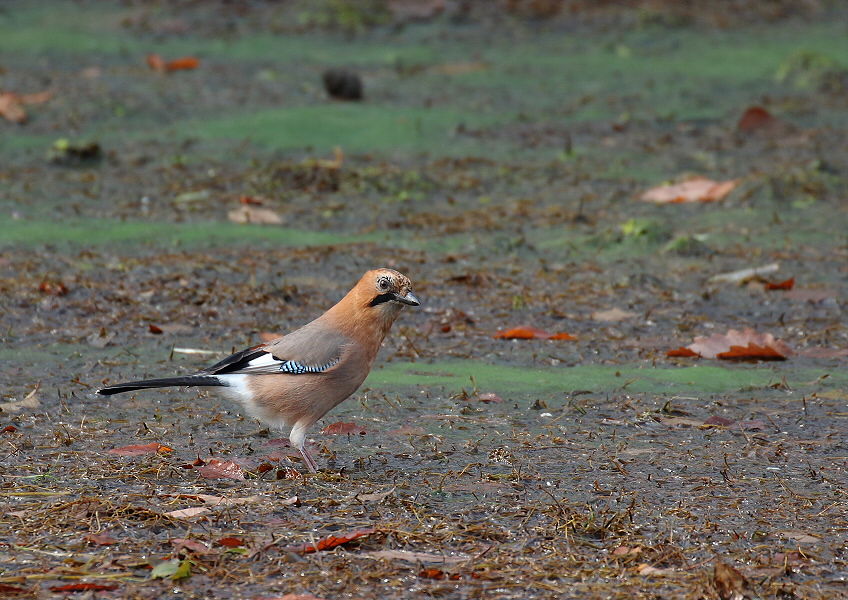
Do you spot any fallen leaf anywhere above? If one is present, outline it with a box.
[283,527,376,554]
[703,416,735,427]
[592,308,636,322]
[666,347,699,358]
[257,595,328,600]
[85,531,119,546]
[636,564,672,576]
[172,538,211,554]
[108,442,172,456]
[684,328,793,360]
[737,106,778,132]
[419,568,445,579]
[166,57,200,71]
[146,54,166,72]
[0,386,40,412]
[195,459,245,480]
[3,425,18,433]
[49,583,119,592]
[494,327,575,340]
[165,507,211,519]
[321,421,366,435]
[713,561,751,600]
[38,280,68,296]
[0,93,26,123]
[355,487,395,503]
[780,530,821,543]
[640,176,740,204]
[149,324,163,334]
[87,327,115,348]
[0,584,26,595]
[709,263,780,283]
[478,392,504,403]
[612,545,642,556]
[227,206,283,225]
[239,195,266,205]
[366,549,469,563]
[173,493,260,506]
[217,537,245,547]
[765,276,795,291]
[150,559,180,579]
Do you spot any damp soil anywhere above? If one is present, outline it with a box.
[1,2,848,599]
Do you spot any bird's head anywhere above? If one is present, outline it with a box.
[365,268,420,312]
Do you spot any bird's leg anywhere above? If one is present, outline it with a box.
[300,447,318,473]
[289,421,317,473]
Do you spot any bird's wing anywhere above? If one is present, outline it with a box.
[203,325,349,376]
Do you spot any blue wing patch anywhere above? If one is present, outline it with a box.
[278,357,340,374]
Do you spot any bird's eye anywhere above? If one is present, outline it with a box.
[377,276,391,291]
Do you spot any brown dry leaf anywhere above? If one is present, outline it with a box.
[146,53,166,71]
[108,442,172,456]
[366,549,469,563]
[592,307,636,322]
[172,538,211,554]
[0,93,26,123]
[217,537,245,547]
[321,421,366,435]
[713,561,752,600]
[227,206,283,225]
[636,564,672,576]
[355,487,395,503]
[0,386,40,413]
[780,531,821,543]
[85,531,120,546]
[165,506,211,519]
[174,494,259,506]
[686,328,793,360]
[640,176,740,204]
[195,459,245,480]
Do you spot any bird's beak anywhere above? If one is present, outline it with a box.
[396,290,420,306]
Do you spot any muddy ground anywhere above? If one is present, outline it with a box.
[1,1,848,598]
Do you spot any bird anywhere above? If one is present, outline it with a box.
[96,268,420,473]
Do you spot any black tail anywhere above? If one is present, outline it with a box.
[96,376,225,396]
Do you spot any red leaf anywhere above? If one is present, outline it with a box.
[0,584,26,594]
[494,327,575,340]
[717,343,787,361]
[549,332,577,340]
[666,347,699,358]
[283,527,376,554]
[239,195,265,205]
[85,531,119,546]
[765,276,795,291]
[217,537,245,547]
[166,57,200,71]
[38,281,68,296]
[320,421,366,435]
[419,568,445,579]
[49,583,119,592]
[195,459,245,480]
[686,328,792,360]
[2,425,17,433]
[737,106,777,132]
[149,324,164,334]
[108,442,171,456]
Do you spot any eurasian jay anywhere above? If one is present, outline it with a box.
[97,268,419,473]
